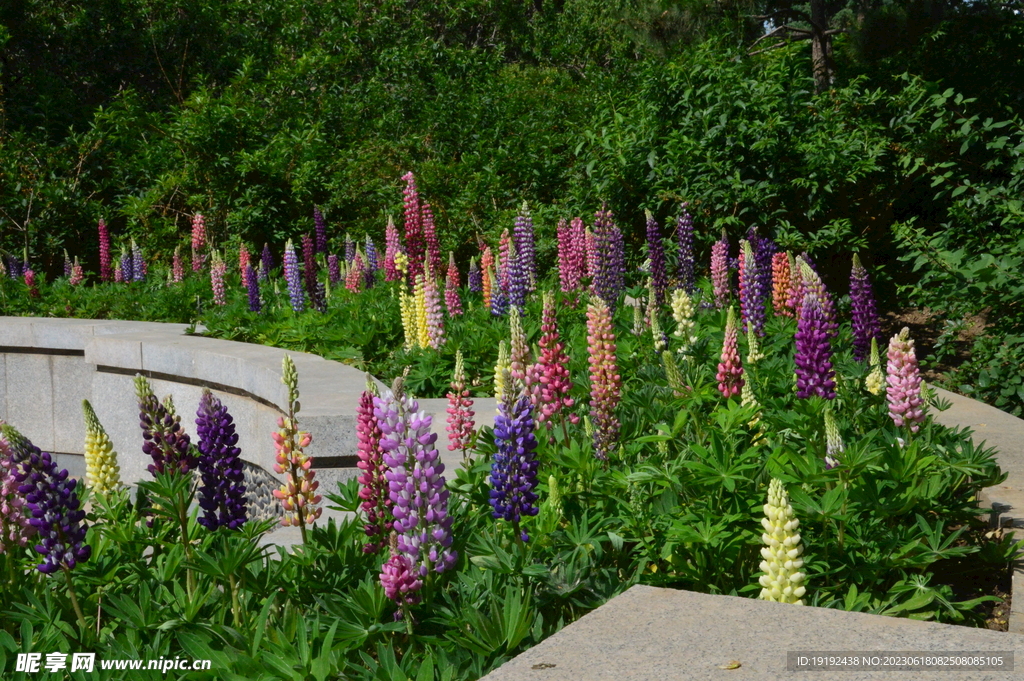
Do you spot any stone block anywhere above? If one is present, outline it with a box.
[0,317,36,347]
[85,335,143,371]
[52,355,94,454]
[91,371,150,486]
[4,353,54,451]
[30,318,96,350]
[303,414,358,460]
[53,452,87,481]
[139,338,196,378]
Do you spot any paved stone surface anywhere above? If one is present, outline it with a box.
[483,585,1024,681]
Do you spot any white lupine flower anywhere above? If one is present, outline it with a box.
[670,289,697,352]
[758,478,807,605]
[746,327,764,364]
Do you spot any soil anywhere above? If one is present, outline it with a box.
[930,525,1013,631]
[881,308,989,383]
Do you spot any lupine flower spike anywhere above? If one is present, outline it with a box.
[494,341,510,402]
[711,231,729,308]
[886,327,926,433]
[191,214,207,272]
[445,252,462,316]
[70,257,83,286]
[82,400,121,495]
[413,274,431,348]
[98,218,112,282]
[771,252,792,317]
[423,266,446,348]
[717,306,744,398]
[529,292,577,428]
[358,379,392,553]
[402,172,425,282]
[238,243,250,276]
[491,374,540,542]
[260,243,273,281]
[384,215,402,282]
[850,254,882,362]
[0,428,35,553]
[210,250,227,305]
[63,249,72,278]
[592,206,626,313]
[824,407,844,469]
[423,203,442,280]
[676,203,695,292]
[272,356,322,542]
[671,289,697,353]
[195,390,247,530]
[283,239,305,312]
[587,297,621,460]
[758,479,807,605]
[645,210,668,307]
[172,246,184,283]
[747,327,764,365]
[399,289,418,350]
[446,350,476,459]
[865,337,885,396]
[794,293,836,400]
[314,206,328,254]
[662,351,687,397]
[739,239,766,336]
[468,257,482,294]
[245,264,261,313]
[513,201,536,292]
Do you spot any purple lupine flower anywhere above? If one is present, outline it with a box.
[119,248,133,283]
[797,257,838,340]
[135,377,197,476]
[345,233,356,264]
[3,425,90,574]
[5,255,21,279]
[513,202,536,292]
[507,239,527,312]
[794,294,836,399]
[374,384,457,576]
[195,390,247,530]
[468,257,482,293]
[132,239,145,282]
[284,239,305,312]
[260,243,273,281]
[749,227,777,306]
[314,206,327,254]
[328,254,341,286]
[363,251,376,290]
[302,233,318,297]
[739,240,767,337]
[245,264,261,313]
[491,282,509,317]
[850,253,882,362]
[490,390,540,541]
[365,235,379,273]
[645,209,668,308]
[592,205,626,313]
[676,203,695,293]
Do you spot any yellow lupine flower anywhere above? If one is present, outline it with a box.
[82,399,121,494]
[758,478,807,605]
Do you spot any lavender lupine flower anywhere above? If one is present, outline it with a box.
[739,240,767,337]
[345,233,356,264]
[850,254,882,362]
[490,277,509,317]
[63,250,72,278]
[514,202,536,292]
[467,257,482,293]
[358,385,392,553]
[676,203,695,292]
[131,239,145,282]
[374,382,457,576]
[645,210,668,308]
[314,206,328,254]
[592,205,626,314]
[886,327,926,433]
[797,258,838,340]
[195,390,247,530]
[283,240,305,312]
[119,248,133,283]
[245,264,261,313]
[711,230,729,308]
[327,254,341,286]
[490,385,540,541]
[210,251,227,306]
[260,243,273,281]
[136,377,197,476]
[365,235,379,271]
[0,429,34,553]
[794,295,836,400]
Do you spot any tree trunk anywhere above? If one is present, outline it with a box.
[810,0,834,93]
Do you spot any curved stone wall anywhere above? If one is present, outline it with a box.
[0,316,377,494]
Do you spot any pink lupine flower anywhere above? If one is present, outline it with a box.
[886,327,926,433]
[380,550,422,611]
[0,431,34,553]
[172,246,184,283]
[346,253,364,292]
[446,350,475,455]
[509,306,528,382]
[210,252,227,306]
[584,226,598,287]
[480,245,495,309]
[98,218,112,282]
[423,202,442,281]
[384,215,402,282]
[711,231,729,309]
[786,252,803,316]
[69,258,83,286]
[24,269,38,298]
[424,266,445,348]
[587,297,620,460]
[402,172,425,282]
[716,305,744,398]
[357,387,391,553]
[239,243,250,276]
[527,292,577,427]
[191,214,207,272]
[445,252,462,316]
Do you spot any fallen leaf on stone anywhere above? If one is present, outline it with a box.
[719,661,742,670]
[531,663,557,670]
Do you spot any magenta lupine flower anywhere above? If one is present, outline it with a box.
[380,550,423,612]
[584,225,597,283]
[172,246,184,283]
[850,254,882,362]
[24,269,38,298]
[114,265,124,284]
[357,388,392,553]
[446,351,475,454]
[328,254,341,286]
[794,294,836,400]
[445,252,462,316]
[260,243,273,281]
[98,218,112,282]
[513,202,536,292]
[245,264,261,313]
[529,292,577,427]
[717,306,744,398]
[676,203,695,293]
[423,202,442,280]
[739,240,767,337]
[646,210,668,308]
[557,219,576,294]
[384,216,402,282]
[587,298,621,460]
[886,328,925,432]
[402,172,425,282]
[191,214,207,272]
[592,205,626,314]
[314,206,327,254]
[283,240,305,312]
[301,233,317,296]
[424,270,445,348]
[711,230,729,308]
[374,384,457,576]
[211,254,227,306]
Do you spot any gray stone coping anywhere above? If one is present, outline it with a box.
[483,585,1024,680]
